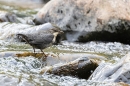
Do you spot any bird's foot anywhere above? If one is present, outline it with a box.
[41,56,47,61]
[41,53,49,61]
[50,54,58,57]
[42,53,48,57]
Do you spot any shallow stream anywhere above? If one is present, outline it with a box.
[0,1,129,86]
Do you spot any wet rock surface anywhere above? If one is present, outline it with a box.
[40,57,98,79]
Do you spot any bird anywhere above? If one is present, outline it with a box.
[17,27,64,57]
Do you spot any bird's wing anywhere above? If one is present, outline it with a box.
[30,34,54,44]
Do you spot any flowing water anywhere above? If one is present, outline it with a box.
[0,1,129,86]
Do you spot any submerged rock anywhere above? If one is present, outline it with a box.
[89,53,130,84]
[34,0,130,44]
[16,52,46,58]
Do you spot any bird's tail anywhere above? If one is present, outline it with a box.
[17,34,30,44]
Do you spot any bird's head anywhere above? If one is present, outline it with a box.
[49,25,64,35]
[17,34,28,39]
[16,34,29,43]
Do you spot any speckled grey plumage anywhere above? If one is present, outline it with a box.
[17,28,63,55]
[17,33,53,51]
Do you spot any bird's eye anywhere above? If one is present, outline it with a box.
[53,30,57,32]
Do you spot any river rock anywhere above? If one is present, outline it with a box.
[40,56,98,79]
[89,53,130,84]
[34,0,130,44]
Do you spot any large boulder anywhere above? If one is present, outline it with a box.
[34,0,130,44]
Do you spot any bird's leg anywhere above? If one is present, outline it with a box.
[40,49,47,57]
[33,47,35,53]
[32,47,37,57]
[40,49,47,61]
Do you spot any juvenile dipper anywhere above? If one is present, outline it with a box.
[17,27,63,56]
